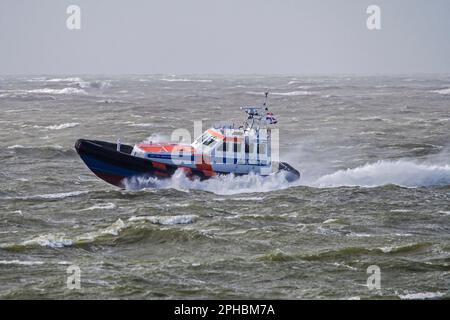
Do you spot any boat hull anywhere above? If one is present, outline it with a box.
[75,139,300,188]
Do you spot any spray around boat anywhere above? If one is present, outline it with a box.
[75,92,300,188]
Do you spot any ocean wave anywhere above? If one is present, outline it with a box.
[28,88,87,95]
[0,87,87,98]
[128,123,154,128]
[7,144,25,149]
[432,87,450,95]
[128,214,197,225]
[44,122,79,130]
[124,169,292,195]
[46,77,83,83]
[399,291,445,300]
[4,191,89,201]
[0,260,44,266]
[76,80,111,89]
[246,90,312,96]
[271,91,313,96]
[257,249,295,262]
[81,203,117,211]
[302,243,432,261]
[6,145,76,159]
[160,78,212,83]
[1,217,204,251]
[312,160,450,188]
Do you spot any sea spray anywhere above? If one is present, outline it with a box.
[312,160,450,188]
[124,169,292,195]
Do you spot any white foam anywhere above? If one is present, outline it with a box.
[81,203,116,211]
[399,292,444,300]
[124,169,292,195]
[129,123,154,128]
[22,234,73,248]
[7,144,25,149]
[29,88,87,95]
[129,215,197,225]
[77,80,111,89]
[45,122,79,130]
[160,78,212,83]
[0,260,44,265]
[24,191,88,200]
[323,218,339,224]
[312,160,450,188]
[46,77,83,83]
[100,218,125,236]
[246,90,312,96]
[432,87,450,95]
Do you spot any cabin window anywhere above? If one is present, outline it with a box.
[233,142,239,153]
[245,140,249,154]
[259,143,266,155]
[194,133,207,144]
[222,141,227,153]
[203,136,216,146]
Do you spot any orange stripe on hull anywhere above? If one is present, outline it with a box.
[152,161,167,171]
[137,143,194,153]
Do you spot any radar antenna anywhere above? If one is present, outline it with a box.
[240,90,274,129]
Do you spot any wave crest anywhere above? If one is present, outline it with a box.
[124,169,292,195]
[312,160,450,188]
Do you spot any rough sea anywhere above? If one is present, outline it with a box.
[0,75,449,299]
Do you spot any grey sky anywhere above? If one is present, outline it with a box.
[1,0,449,74]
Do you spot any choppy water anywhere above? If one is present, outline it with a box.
[0,75,449,299]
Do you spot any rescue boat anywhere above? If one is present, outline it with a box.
[75,92,300,188]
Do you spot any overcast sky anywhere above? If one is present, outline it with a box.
[1,0,449,74]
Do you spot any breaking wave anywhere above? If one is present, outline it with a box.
[0,216,201,250]
[432,87,450,95]
[271,91,313,96]
[81,202,116,211]
[399,291,445,300]
[122,159,450,194]
[160,78,212,83]
[76,80,111,89]
[44,122,79,130]
[2,191,89,202]
[312,160,450,188]
[246,90,313,96]
[124,169,292,195]
[46,77,83,83]
[28,88,87,95]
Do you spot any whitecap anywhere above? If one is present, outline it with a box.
[270,91,313,96]
[128,215,197,225]
[160,78,212,83]
[22,234,74,248]
[28,88,87,95]
[7,144,25,149]
[46,77,83,83]
[312,160,450,188]
[124,169,292,195]
[22,191,88,200]
[432,87,450,95]
[81,203,116,211]
[399,292,444,300]
[0,260,45,265]
[44,122,79,130]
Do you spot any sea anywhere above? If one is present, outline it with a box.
[0,74,449,299]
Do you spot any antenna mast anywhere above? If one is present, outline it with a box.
[263,90,269,110]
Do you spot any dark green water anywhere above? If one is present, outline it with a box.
[1,75,449,299]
